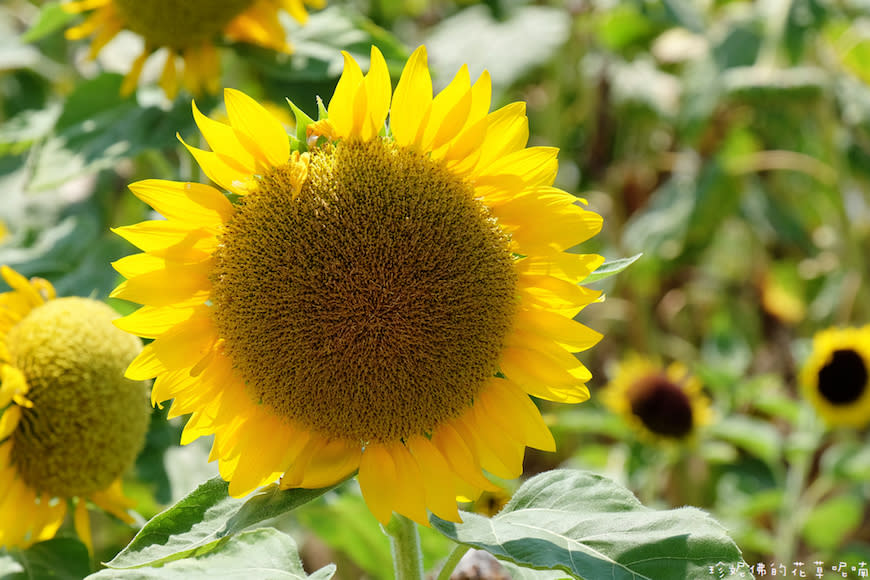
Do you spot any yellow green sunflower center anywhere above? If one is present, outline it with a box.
[212,138,518,443]
[818,349,867,405]
[113,0,255,49]
[628,374,693,438]
[7,297,149,498]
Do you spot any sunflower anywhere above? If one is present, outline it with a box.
[0,267,149,550]
[111,45,604,525]
[800,326,870,429]
[63,0,324,98]
[602,355,711,444]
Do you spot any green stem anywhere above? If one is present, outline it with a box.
[773,410,823,564]
[436,543,471,580]
[384,514,424,580]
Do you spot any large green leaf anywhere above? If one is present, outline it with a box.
[106,477,339,570]
[431,470,748,580]
[425,5,570,89]
[23,74,200,191]
[89,529,335,579]
[0,538,90,580]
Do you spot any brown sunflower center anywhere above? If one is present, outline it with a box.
[113,0,256,49]
[212,138,517,443]
[628,374,694,438]
[7,298,149,498]
[818,349,867,405]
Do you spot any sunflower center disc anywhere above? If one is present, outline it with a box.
[8,298,149,497]
[628,374,694,438]
[818,349,867,405]
[113,0,255,48]
[212,139,518,443]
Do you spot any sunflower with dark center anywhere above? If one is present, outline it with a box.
[111,46,604,524]
[63,0,323,97]
[603,355,711,444]
[0,267,149,550]
[800,326,870,429]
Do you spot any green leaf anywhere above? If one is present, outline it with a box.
[22,2,77,43]
[288,99,315,152]
[24,74,201,191]
[107,477,338,569]
[88,529,335,579]
[801,493,863,552]
[1,538,90,580]
[707,416,782,465]
[584,254,642,284]
[661,0,705,33]
[297,494,392,579]
[426,5,570,89]
[431,470,748,580]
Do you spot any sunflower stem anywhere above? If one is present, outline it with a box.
[384,514,424,580]
[436,543,470,580]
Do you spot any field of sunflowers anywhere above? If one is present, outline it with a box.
[1,0,869,579]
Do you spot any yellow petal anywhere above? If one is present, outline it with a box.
[1,266,44,308]
[390,46,432,147]
[514,307,602,352]
[178,135,253,195]
[125,312,216,380]
[112,221,218,260]
[421,65,471,151]
[492,190,604,255]
[114,305,198,339]
[227,414,290,497]
[192,100,257,173]
[358,444,398,525]
[518,274,602,314]
[466,71,492,129]
[90,478,136,523]
[407,436,461,522]
[500,346,590,402]
[474,102,528,172]
[160,51,178,100]
[328,52,365,139]
[111,256,212,307]
[518,253,605,285]
[30,495,67,543]
[280,437,361,489]
[0,364,28,409]
[476,146,559,189]
[455,413,523,480]
[431,422,498,491]
[225,88,290,168]
[120,49,148,96]
[363,46,391,139]
[479,378,555,452]
[0,405,21,440]
[127,179,234,226]
[74,499,93,554]
[389,444,431,525]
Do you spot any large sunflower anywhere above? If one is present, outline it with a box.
[602,355,711,444]
[0,267,149,550]
[63,0,323,97]
[800,326,870,429]
[111,45,604,524]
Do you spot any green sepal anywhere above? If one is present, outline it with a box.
[287,98,316,153]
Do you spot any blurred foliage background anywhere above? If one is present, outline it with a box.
[2,0,870,578]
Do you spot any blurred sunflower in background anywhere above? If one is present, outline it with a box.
[0,267,149,551]
[63,0,324,97]
[800,326,870,429]
[110,45,604,525]
[603,355,711,444]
